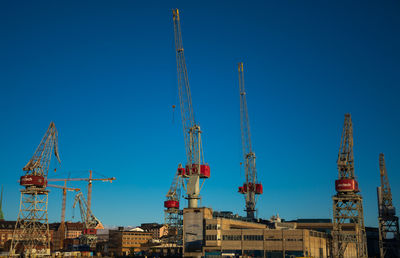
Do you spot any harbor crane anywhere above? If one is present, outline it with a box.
[237,62,263,219]
[73,192,103,249]
[332,114,368,258]
[377,153,400,257]
[172,9,210,208]
[10,122,61,256]
[164,164,184,243]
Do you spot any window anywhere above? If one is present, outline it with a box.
[206,235,217,241]
[266,238,282,241]
[286,238,302,242]
[222,235,242,241]
[243,235,263,241]
[206,224,218,230]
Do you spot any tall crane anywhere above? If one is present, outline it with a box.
[164,164,184,244]
[332,114,368,258]
[48,170,115,221]
[377,153,400,257]
[172,9,210,209]
[73,192,103,249]
[237,63,263,219]
[10,122,61,256]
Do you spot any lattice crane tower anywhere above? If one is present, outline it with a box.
[10,122,61,256]
[164,164,184,243]
[332,114,368,258]
[377,153,400,257]
[237,63,263,219]
[172,9,210,209]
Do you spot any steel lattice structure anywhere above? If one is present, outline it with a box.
[172,9,209,209]
[10,122,60,256]
[377,153,400,258]
[164,165,184,244]
[332,114,368,258]
[237,63,262,219]
[11,189,50,255]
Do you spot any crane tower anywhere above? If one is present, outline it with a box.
[10,122,61,256]
[332,114,368,258]
[164,164,184,243]
[172,9,210,209]
[377,153,400,257]
[237,63,263,219]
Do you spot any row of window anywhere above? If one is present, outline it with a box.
[223,235,242,241]
[123,241,142,245]
[205,224,220,230]
[123,237,148,240]
[205,235,218,240]
[243,235,264,241]
[205,235,303,242]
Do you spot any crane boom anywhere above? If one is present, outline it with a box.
[166,166,182,200]
[23,121,60,177]
[237,63,262,219]
[48,177,115,182]
[73,192,101,229]
[337,114,354,179]
[48,172,115,221]
[173,9,196,154]
[172,9,209,209]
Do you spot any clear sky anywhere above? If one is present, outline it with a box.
[1,0,399,228]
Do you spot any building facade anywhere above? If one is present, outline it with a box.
[183,208,357,258]
[109,228,152,256]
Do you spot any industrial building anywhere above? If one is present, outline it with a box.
[182,207,361,258]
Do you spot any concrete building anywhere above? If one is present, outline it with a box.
[182,208,363,258]
[108,227,152,256]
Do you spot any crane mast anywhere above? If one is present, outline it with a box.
[377,153,400,257]
[172,9,210,209]
[10,122,61,256]
[332,114,368,258]
[237,63,262,219]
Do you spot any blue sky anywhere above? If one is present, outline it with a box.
[0,0,399,227]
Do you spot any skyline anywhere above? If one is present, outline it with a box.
[1,1,399,228]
